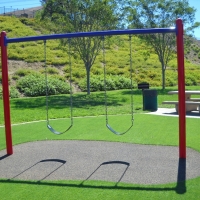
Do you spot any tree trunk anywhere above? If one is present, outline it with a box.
[162,63,165,90]
[86,68,90,95]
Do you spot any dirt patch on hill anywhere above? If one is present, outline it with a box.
[8,60,44,75]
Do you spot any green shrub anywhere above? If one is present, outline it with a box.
[51,74,66,82]
[0,86,2,99]
[19,18,35,26]
[17,73,70,97]
[72,69,85,79]
[185,71,198,86]
[79,75,132,92]
[47,67,59,74]
[10,87,20,98]
[15,69,34,77]
[63,66,70,73]
[41,67,59,75]
[12,74,20,80]
[0,86,20,98]
[166,78,177,86]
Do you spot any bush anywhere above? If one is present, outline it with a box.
[41,67,59,75]
[19,18,35,26]
[17,73,70,97]
[79,75,133,92]
[10,87,20,98]
[0,86,20,99]
[165,77,177,87]
[15,69,33,77]
[12,74,20,81]
[0,86,2,99]
[185,72,198,86]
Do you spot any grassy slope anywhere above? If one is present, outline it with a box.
[1,16,200,89]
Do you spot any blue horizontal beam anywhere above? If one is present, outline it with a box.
[5,27,176,44]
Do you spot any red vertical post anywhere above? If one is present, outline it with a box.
[0,31,13,155]
[176,19,186,159]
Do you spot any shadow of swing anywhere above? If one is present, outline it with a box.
[9,159,66,181]
[1,158,186,194]
[80,160,130,186]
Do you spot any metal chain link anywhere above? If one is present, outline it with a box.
[103,35,134,135]
[129,35,134,123]
[44,39,73,135]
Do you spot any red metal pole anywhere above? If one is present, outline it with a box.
[0,31,13,155]
[176,19,186,159]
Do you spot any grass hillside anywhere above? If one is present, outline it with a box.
[0,16,200,97]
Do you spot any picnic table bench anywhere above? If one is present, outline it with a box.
[162,91,200,113]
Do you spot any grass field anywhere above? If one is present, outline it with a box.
[0,88,200,199]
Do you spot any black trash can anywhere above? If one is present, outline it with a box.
[143,89,157,111]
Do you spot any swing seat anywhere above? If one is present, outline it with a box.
[103,35,134,136]
[44,39,73,135]
[47,124,72,135]
[106,123,133,136]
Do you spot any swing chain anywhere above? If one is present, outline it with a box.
[102,36,108,125]
[103,35,134,135]
[129,35,134,122]
[44,39,73,135]
[68,38,73,126]
[44,40,49,124]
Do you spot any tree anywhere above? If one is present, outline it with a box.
[127,0,199,89]
[39,0,122,94]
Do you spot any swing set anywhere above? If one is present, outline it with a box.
[44,36,134,135]
[1,19,186,159]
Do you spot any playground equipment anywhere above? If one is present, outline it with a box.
[44,39,73,135]
[102,35,134,135]
[0,19,186,158]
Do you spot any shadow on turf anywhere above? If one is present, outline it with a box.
[0,158,186,194]
[11,93,122,110]
[8,159,66,181]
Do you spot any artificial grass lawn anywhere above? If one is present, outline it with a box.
[1,88,200,199]
[0,114,200,200]
[1,114,180,150]
[1,113,199,151]
[0,87,186,125]
[0,178,200,200]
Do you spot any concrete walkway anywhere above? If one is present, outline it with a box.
[146,108,200,118]
[0,140,200,185]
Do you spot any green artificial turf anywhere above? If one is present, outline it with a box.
[0,88,200,199]
[0,178,200,200]
[1,114,199,151]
